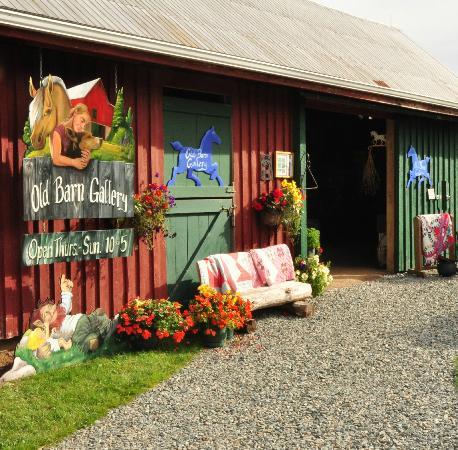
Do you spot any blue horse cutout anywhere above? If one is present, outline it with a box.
[406,145,432,189]
[167,126,225,187]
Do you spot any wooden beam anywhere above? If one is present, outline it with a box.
[2,26,458,118]
[386,119,396,273]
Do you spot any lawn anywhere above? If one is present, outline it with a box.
[0,345,199,450]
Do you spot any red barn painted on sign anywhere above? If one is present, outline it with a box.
[67,78,114,129]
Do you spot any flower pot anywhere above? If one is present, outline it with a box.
[437,258,457,277]
[226,328,235,340]
[201,328,226,348]
[260,210,282,227]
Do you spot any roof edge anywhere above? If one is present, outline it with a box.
[1,8,458,113]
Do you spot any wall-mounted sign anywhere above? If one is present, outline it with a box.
[22,229,134,266]
[24,75,135,220]
[167,126,225,186]
[406,145,432,189]
[23,158,134,220]
[260,154,273,181]
[275,151,294,178]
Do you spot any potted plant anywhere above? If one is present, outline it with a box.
[132,183,176,250]
[306,228,321,256]
[252,180,305,238]
[115,298,193,349]
[223,291,253,340]
[187,285,252,347]
[294,255,333,297]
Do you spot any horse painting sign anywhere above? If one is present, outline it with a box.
[167,126,225,186]
[21,75,135,265]
[23,75,135,220]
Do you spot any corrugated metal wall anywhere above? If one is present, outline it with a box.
[0,38,293,339]
[396,116,458,272]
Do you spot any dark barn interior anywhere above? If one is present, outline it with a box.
[306,109,387,268]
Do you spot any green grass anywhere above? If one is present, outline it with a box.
[0,345,199,450]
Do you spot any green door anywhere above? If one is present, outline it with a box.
[164,97,233,300]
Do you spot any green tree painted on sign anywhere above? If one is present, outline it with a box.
[125,107,133,128]
[23,119,33,156]
[107,87,124,141]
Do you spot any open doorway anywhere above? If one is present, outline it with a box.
[306,109,387,272]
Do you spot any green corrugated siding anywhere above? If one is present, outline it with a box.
[396,116,458,272]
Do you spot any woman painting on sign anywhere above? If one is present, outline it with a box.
[51,103,101,170]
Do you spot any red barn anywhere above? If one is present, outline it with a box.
[67,78,114,128]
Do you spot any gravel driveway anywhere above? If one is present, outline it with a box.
[55,274,458,449]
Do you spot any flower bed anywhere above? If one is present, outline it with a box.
[116,298,193,347]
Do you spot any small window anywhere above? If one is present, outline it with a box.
[92,108,97,120]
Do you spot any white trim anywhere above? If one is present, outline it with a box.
[1,9,458,112]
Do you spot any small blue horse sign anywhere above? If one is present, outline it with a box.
[406,145,432,189]
[167,126,225,187]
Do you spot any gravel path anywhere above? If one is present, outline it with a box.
[55,275,458,449]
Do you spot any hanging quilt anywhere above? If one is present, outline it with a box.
[419,213,454,267]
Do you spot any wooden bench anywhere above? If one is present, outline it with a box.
[197,244,314,318]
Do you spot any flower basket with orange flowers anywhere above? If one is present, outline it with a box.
[187,285,252,347]
[115,298,193,349]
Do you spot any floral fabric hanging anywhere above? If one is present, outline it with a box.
[419,213,454,267]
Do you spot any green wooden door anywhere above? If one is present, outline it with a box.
[164,97,233,300]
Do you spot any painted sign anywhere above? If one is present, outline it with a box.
[167,126,225,186]
[23,158,134,220]
[22,229,134,266]
[406,145,432,188]
[0,275,117,383]
[24,75,135,219]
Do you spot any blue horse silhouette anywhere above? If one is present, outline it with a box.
[406,145,432,188]
[167,126,224,187]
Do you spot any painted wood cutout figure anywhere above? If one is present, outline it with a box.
[167,126,225,186]
[0,275,115,383]
[406,145,432,188]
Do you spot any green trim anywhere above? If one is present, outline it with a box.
[169,186,234,199]
[167,198,232,215]
[163,97,232,117]
[294,101,307,256]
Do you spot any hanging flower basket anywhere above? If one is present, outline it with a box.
[252,181,305,238]
[260,210,282,227]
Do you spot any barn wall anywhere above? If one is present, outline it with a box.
[0,38,293,339]
[396,116,458,272]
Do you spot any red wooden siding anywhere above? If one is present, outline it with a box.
[0,38,293,339]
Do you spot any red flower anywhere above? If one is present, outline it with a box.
[142,329,152,340]
[173,331,185,343]
[281,200,287,206]
[253,201,263,212]
[319,247,324,254]
[273,188,283,198]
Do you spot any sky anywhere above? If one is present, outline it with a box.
[311,0,458,74]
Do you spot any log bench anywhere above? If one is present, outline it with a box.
[197,244,314,319]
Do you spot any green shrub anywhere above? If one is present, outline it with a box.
[307,227,320,250]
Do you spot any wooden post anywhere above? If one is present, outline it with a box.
[385,119,395,273]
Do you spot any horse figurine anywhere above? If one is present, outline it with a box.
[406,145,432,188]
[29,75,71,150]
[167,126,225,187]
